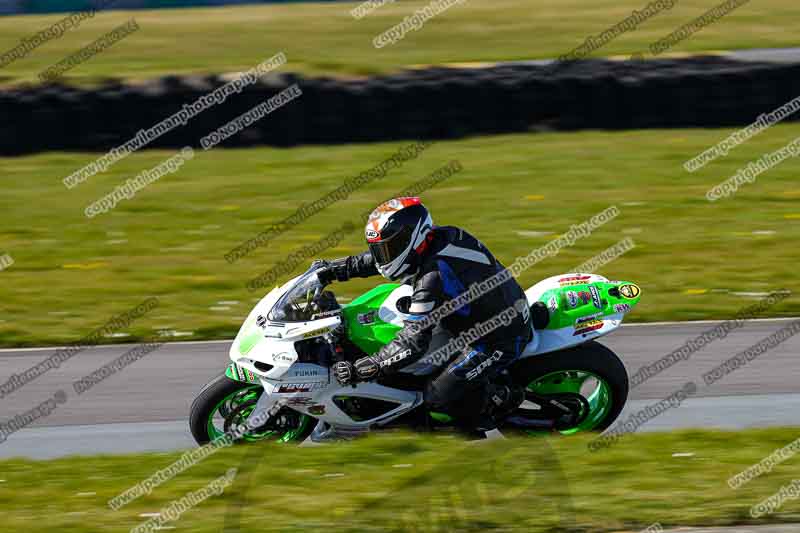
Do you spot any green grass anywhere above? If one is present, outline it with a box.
[0,0,798,85]
[2,429,800,531]
[2,125,800,346]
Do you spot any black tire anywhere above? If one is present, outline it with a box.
[509,340,629,432]
[189,374,314,445]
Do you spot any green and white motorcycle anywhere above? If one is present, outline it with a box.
[190,264,639,444]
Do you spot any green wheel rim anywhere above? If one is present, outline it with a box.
[526,370,613,434]
[206,385,311,443]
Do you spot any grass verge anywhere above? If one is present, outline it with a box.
[2,125,800,346]
[0,0,798,85]
[1,429,800,531]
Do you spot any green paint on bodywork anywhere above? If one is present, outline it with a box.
[429,411,454,423]
[229,279,639,377]
[239,330,261,355]
[225,363,260,384]
[236,315,261,356]
[341,279,641,352]
[342,283,403,355]
[540,281,641,330]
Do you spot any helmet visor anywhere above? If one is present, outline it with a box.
[368,225,414,266]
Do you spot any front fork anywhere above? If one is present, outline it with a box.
[246,381,282,430]
[224,363,284,430]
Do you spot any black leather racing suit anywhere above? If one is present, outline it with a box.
[329,225,533,425]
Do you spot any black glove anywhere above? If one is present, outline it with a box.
[354,356,381,380]
[333,357,381,386]
[313,260,336,285]
[317,268,336,286]
[333,361,356,386]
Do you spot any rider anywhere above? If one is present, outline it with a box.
[316,197,534,431]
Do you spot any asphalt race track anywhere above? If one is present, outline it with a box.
[1,318,798,459]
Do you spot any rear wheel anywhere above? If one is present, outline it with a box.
[507,341,628,434]
[189,374,314,445]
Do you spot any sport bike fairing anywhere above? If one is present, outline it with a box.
[227,266,640,430]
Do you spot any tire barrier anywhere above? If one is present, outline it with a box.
[2,56,799,156]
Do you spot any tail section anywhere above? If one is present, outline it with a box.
[522,273,641,357]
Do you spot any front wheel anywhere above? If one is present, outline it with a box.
[507,341,629,434]
[189,374,314,445]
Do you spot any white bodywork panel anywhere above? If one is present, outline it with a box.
[229,271,628,431]
[520,273,624,358]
